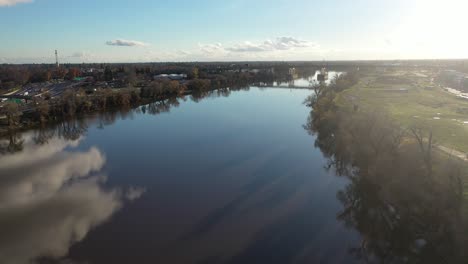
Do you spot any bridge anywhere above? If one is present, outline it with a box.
[253,84,314,89]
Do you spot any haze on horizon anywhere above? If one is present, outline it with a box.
[1,0,467,64]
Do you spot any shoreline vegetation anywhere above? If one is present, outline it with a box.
[2,60,468,140]
[334,67,468,154]
[0,87,244,154]
[305,71,468,262]
[0,63,310,137]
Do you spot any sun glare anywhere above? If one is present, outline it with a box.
[390,0,468,58]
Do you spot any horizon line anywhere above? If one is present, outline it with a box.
[3,58,468,65]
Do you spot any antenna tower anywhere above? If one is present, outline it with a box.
[55,50,59,68]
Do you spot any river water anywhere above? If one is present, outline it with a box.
[273,71,342,87]
[1,87,363,263]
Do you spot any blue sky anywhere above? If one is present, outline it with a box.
[1,0,467,63]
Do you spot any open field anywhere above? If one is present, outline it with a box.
[336,69,468,153]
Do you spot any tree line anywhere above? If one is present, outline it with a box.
[305,72,468,263]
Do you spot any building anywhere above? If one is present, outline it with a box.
[153,74,187,81]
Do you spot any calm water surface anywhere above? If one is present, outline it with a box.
[274,71,342,87]
[0,88,361,264]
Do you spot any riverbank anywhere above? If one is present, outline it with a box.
[2,62,321,136]
[445,86,468,99]
[334,68,468,153]
[0,87,219,137]
[305,71,468,262]
[0,79,245,138]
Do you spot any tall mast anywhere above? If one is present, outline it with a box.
[55,50,59,68]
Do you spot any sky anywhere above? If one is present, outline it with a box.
[0,0,467,63]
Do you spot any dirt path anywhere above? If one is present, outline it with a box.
[436,145,468,162]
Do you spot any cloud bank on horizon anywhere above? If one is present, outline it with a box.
[0,36,323,63]
[226,37,317,53]
[194,36,325,61]
[1,0,468,63]
[199,37,317,54]
[0,0,32,7]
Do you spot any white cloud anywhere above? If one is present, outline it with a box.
[177,50,191,56]
[3,37,324,63]
[227,41,266,52]
[194,37,323,61]
[144,49,192,62]
[199,43,226,55]
[106,39,149,47]
[226,37,317,52]
[0,0,32,7]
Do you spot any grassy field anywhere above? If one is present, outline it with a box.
[336,69,468,153]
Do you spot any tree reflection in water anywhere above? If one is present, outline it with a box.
[0,131,24,154]
[147,97,179,114]
[3,87,242,151]
[0,87,243,264]
[305,75,468,263]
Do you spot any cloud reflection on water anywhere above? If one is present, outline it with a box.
[0,135,122,264]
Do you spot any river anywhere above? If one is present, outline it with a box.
[2,86,459,264]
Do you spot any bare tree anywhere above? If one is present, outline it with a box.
[3,102,21,129]
[410,127,433,177]
[33,97,50,123]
